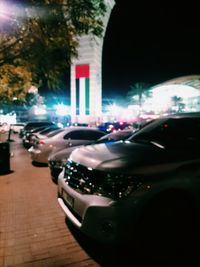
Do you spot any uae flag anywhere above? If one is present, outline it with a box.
[75,64,90,115]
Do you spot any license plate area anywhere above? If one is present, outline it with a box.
[62,189,74,208]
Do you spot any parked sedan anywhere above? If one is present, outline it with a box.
[22,125,61,149]
[28,126,105,165]
[57,112,200,263]
[48,128,136,184]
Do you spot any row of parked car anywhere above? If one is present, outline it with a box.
[20,121,135,179]
[20,113,200,263]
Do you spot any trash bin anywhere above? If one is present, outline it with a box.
[0,141,10,175]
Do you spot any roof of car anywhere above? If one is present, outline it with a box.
[162,112,200,119]
[46,126,105,138]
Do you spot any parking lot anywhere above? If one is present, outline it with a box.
[0,131,156,267]
[0,133,102,267]
[1,129,198,267]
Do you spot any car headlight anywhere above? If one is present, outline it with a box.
[93,172,142,199]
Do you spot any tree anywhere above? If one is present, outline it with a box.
[0,64,33,103]
[127,82,152,110]
[171,95,185,113]
[0,0,106,101]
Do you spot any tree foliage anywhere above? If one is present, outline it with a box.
[170,95,185,113]
[0,0,106,102]
[0,64,32,103]
[127,82,152,107]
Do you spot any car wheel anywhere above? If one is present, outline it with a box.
[135,190,199,265]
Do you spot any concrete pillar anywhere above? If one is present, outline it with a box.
[70,0,115,125]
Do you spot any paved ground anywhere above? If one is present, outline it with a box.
[0,133,101,267]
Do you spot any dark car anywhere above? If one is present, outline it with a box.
[97,121,131,133]
[58,112,200,263]
[19,121,55,138]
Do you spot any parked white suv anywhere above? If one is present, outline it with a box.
[57,112,200,262]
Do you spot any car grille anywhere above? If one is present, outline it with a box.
[63,160,141,199]
[64,161,99,194]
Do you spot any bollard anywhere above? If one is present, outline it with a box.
[0,142,10,175]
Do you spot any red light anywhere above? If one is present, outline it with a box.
[39,140,45,145]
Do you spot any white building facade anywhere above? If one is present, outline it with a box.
[70,0,115,125]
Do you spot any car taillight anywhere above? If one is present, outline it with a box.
[38,140,45,145]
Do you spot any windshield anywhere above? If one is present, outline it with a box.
[128,117,200,148]
[39,126,60,135]
[128,118,166,141]
[95,130,134,144]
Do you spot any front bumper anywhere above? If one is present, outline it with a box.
[57,175,140,244]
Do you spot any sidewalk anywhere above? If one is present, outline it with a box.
[0,133,100,267]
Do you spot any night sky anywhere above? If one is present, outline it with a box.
[102,0,200,99]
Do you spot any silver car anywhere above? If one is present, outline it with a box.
[57,112,200,262]
[48,128,135,183]
[28,126,105,164]
[23,125,61,149]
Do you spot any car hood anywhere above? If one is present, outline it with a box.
[69,140,199,174]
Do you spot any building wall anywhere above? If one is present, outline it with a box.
[70,0,115,125]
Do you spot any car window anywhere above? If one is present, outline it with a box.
[46,128,64,137]
[128,118,165,142]
[63,130,104,140]
[84,131,105,140]
[24,121,54,129]
[64,130,88,140]
[31,126,48,133]
[39,126,60,135]
[131,117,200,148]
[159,118,200,142]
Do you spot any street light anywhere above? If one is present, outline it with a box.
[0,1,26,27]
[0,2,16,21]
